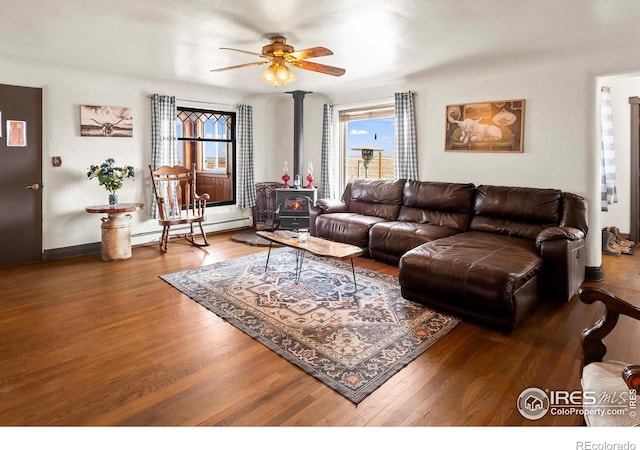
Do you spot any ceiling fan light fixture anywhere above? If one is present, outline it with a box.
[260,64,277,84]
[261,62,296,87]
[214,36,344,86]
[276,64,290,81]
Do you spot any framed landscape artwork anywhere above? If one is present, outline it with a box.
[445,99,525,153]
[80,105,133,137]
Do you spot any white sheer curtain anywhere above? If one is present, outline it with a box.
[150,94,177,218]
[394,92,419,180]
[236,104,256,209]
[320,103,336,199]
[600,86,617,212]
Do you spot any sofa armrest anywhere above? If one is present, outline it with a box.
[561,192,589,235]
[310,200,348,236]
[537,226,586,302]
[535,226,585,253]
[315,198,348,214]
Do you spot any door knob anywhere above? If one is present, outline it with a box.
[24,183,41,191]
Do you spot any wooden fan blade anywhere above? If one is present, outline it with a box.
[210,61,269,72]
[289,60,345,77]
[220,47,268,59]
[288,46,333,60]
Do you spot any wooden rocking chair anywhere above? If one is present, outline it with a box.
[578,287,640,426]
[149,164,210,252]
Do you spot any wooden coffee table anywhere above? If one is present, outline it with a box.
[256,230,363,289]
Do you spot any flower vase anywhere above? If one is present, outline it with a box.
[108,193,118,207]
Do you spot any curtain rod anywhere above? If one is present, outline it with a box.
[332,96,393,107]
[331,91,415,107]
[147,95,236,108]
[176,98,237,108]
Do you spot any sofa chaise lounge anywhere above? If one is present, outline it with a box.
[309,178,588,332]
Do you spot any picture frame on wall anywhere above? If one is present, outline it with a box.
[80,105,133,137]
[445,99,525,153]
[7,120,27,147]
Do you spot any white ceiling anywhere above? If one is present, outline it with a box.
[0,0,638,95]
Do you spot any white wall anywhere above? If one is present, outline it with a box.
[330,52,597,191]
[0,56,254,251]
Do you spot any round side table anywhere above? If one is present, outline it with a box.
[85,203,144,261]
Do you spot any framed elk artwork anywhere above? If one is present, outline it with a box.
[445,99,525,153]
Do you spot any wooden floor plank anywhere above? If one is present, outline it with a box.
[0,230,638,426]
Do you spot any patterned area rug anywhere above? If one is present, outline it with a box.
[160,248,459,404]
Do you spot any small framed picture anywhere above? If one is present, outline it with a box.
[7,120,27,147]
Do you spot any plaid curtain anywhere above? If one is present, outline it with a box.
[236,104,256,209]
[600,86,618,212]
[394,92,419,180]
[320,103,336,199]
[150,94,177,218]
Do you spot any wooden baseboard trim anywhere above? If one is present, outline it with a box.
[585,265,605,283]
[42,242,101,262]
[41,226,253,262]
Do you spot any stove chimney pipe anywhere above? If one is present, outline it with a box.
[287,90,312,182]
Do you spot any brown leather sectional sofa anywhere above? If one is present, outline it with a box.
[309,178,588,332]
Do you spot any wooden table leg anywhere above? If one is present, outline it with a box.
[264,241,273,271]
[350,258,358,291]
[294,249,305,284]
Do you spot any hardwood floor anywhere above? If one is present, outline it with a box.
[1,230,639,427]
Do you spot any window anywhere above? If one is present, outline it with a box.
[176,107,236,206]
[339,104,395,184]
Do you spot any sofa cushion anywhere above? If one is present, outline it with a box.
[470,185,562,240]
[399,231,542,330]
[348,178,405,220]
[369,221,461,264]
[398,180,475,231]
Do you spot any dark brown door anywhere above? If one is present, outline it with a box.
[0,84,42,266]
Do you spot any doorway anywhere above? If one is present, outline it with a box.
[0,84,43,266]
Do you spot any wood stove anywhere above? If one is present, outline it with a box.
[275,188,317,230]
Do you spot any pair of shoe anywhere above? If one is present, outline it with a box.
[602,226,636,256]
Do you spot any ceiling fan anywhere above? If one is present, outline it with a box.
[210,36,346,86]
